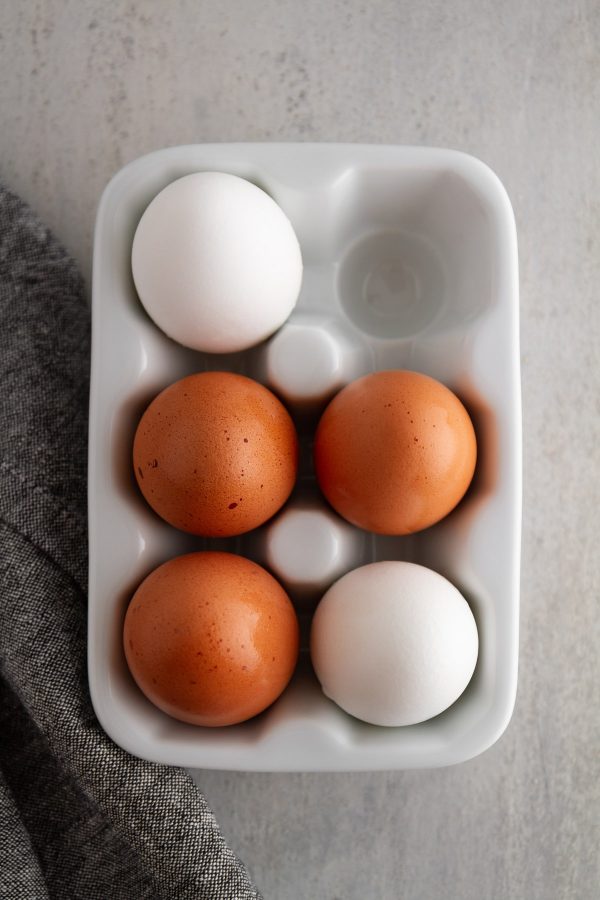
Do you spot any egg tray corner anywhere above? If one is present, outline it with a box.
[88,143,521,772]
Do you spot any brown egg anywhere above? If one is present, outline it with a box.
[314,370,477,535]
[133,371,298,537]
[123,552,300,727]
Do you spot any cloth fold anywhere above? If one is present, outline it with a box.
[0,184,261,900]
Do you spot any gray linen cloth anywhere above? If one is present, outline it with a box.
[0,184,261,900]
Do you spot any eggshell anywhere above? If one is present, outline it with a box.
[314,369,477,534]
[131,171,303,353]
[133,371,298,537]
[123,552,300,727]
[310,561,479,726]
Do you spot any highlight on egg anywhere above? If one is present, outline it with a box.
[314,369,477,535]
[131,171,303,353]
[123,551,300,727]
[133,371,299,537]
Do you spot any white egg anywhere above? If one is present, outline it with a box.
[310,561,478,727]
[131,172,303,353]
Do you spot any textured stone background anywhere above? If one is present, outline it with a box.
[1,2,598,898]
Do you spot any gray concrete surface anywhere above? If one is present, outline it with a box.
[1,1,599,898]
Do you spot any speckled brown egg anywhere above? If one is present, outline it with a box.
[133,371,298,537]
[123,551,300,727]
[314,370,477,535]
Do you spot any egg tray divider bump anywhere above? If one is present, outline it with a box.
[88,143,521,771]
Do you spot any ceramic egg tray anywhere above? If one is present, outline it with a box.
[88,144,521,771]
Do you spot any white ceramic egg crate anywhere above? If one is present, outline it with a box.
[88,144,521,771]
